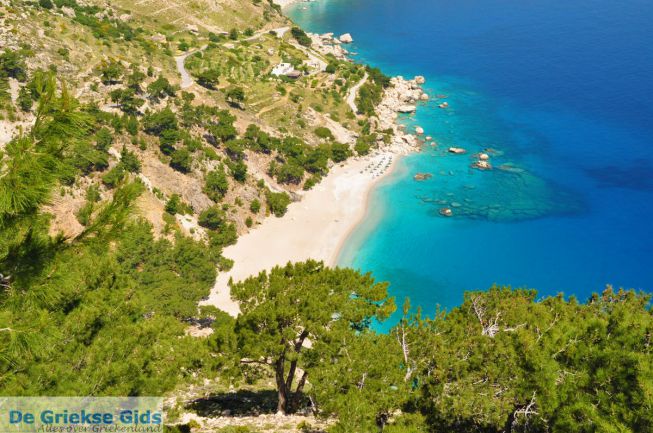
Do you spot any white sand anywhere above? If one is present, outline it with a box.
[272,0,300,7]
[201,151,401,316]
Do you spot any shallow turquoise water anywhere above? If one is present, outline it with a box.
[287,0,653,329]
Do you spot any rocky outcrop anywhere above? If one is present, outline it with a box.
[308,33,349,60]
[339,33,354,43]
[371,76,431,154]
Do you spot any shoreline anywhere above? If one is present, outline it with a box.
[201,150,406,316]
[202,5,429,316]
[202,75,427,316]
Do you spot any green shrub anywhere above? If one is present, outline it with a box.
[291,27,311,47]
[170,148,192,173]
[147,76,176,100]
[314,126,334,140]
[165,193,181,214]
[102,164,126,188]
[204,166,229,202]
[198,205,226,230]
[249,198,260,214]
[120,146,141,173]
[0,49,28,81]
[330,142,352,163]
[195,69,220,89]
[265,190,291,217]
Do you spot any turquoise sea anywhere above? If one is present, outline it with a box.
[287,0,653,329]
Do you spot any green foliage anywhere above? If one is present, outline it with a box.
[356,81,383,116]
[0,137,57,220]
[229,28,239,40]
[95,127,113,151]
[325,62,337,74]
[147,76,176,101]
[17,86,33,112]
[120,146,141,173]
[225,86,246,108]
[76,185,101,226]
[204,166,229,202]
[249,198,260,214]
[0,49,28,82]
[226,159,247,183]
[164,194,191,215]
[276,161,304,185]
[265,190,290,217]
[230,261,394,414]
[196,69,220,90]
[125,116,139,136]
[126,69,146,92]
[98,59,125,85]
[144,107,178,136]
[355,134,375,156]
[314,126,334,140]
[415,287,653,433]
[110,88,144,114]
[330,142,352,163]
[291,27,311,47]
[198,205,226,230]
[170,148,192,173]
[208,111,237,144]
[0,77,219,395]
[101,164,125,188]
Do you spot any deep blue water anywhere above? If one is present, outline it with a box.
[287,0,653,329]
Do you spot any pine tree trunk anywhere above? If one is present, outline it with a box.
[275,359,288,415]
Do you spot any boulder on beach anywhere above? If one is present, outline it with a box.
[448,147,466,154]
[398,105,417,113]
[415,75,426,84]
[339,33,353,43]
[415,126,424,135]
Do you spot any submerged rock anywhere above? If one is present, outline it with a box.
[472,160,492,170]
[413,172,433,181]
[439,208,453,217]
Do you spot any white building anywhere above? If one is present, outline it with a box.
[271,63,294,76]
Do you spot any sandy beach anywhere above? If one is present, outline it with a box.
[201,151,402,316]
